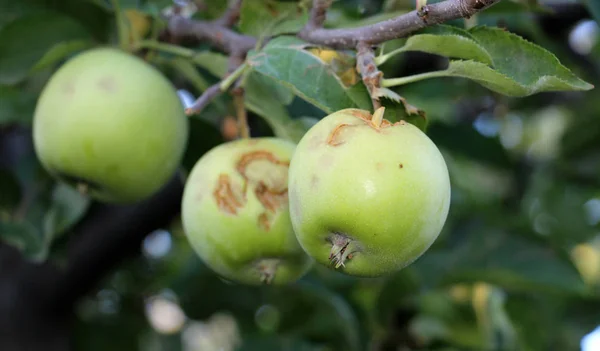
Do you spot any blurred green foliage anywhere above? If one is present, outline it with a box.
[1,0,600,350]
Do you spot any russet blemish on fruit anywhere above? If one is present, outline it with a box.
[258,212,272,231]
[62,81,75,95]
[97,76,117,92]
[326,123,353,146]
[236,150,290,231]
[184,138,313,286]
[310,175,320,189]
[213,173,245,215]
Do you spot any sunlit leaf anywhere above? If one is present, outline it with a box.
[383,26,593,97]
[247,36,371,114]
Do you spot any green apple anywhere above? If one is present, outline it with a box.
[181,137,313,285]
[288,107,451,277]
[33,47,189,203]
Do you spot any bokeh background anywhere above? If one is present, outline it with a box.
[2,0,600,350]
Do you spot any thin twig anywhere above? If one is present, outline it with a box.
[167,0,502,115]
[233,88,250,138]
[356,42,383,111]
[167,15,256,56]
[185,82,222,115]
[302,0,332,31]
[227,54,250,137]
[167,0,501,55]
[297,0,501,49]
[214,0,243,27]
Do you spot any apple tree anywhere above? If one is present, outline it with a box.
[1,0,600,350]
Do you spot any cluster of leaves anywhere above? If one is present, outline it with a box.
[2,0,600,350]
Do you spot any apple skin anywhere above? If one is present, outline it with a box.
[181,137,313,285]
[288,108,451,277]
[33,47,189,203]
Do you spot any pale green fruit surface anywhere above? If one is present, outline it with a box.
[288,108,451,277]
[181,138,313,285]
[33,47,189,203]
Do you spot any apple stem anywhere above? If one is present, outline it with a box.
[110,0,130,51]
[371,106,385,128]
[256,258,280,284]
[329,233,358,269]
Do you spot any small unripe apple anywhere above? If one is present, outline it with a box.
[33,47,189,203]
[181,138,313,285]
[288,108,451,277]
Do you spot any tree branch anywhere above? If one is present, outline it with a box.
[165,0,501,114]
[297,0,501,49]
[302,0,332,32]
[214,0,244,27]
[356,42,383,110]
[185,82,223,115]
[46,173,185,311]
[167,15,256,56]
[167,0,501,56]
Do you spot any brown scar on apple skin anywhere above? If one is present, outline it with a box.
[318,154,334,170]
[236,150,290,231]
[63,81,75,95]
[326,123,355,146]
[310,175,320,189]
[97,76,117,92]
[308,134,323,150]
[346,111,396,131]
[213,173,246,215]
[399,163,404,169]
[349,110,372,121]
[258,212,272,231]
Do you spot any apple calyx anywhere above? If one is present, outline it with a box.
[255,258,281,284]
[56,173,102,197]
[328,233,360,269]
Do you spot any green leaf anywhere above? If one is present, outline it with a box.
[442,59,592,97]
[247,36,371,114]
[31,40,94,72]
[372,87,428,132]
[167,57,211,92]
[0,86,37,126]
[192,51,229,78]
[382,26,594,97]
[0,220,48,262]
[467,26,593,93]
[413,227,586,296]
[378,25,493,66]
[244,71,311,143]
[0,0,49,30]
[0,170,22,216]
[427,122,513,169]
[0,12,94,85]
[43,182,90,241]
[239,0,308,37]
